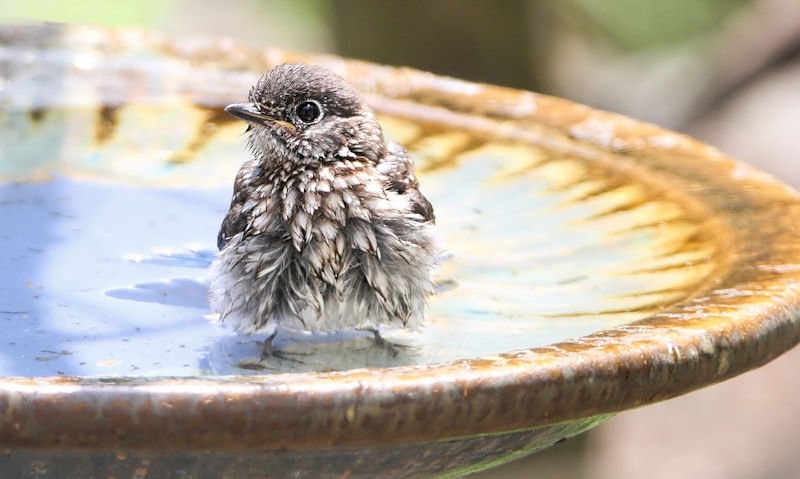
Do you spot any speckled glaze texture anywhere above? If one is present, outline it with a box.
[1,24,799,478]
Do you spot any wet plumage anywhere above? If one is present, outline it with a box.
[209,64,438,352]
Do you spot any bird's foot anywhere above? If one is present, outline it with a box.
[361,328,412,358]
[259,331,307,363]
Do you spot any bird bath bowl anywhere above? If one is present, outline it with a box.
[1,24,799,478]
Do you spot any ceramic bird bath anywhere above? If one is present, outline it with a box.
[1,24,799,479]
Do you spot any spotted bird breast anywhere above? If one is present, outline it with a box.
[241,159,392,288]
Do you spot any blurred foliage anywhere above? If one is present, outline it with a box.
[1,1,752,75]
[567,0,748,50]
[330,0,548,90]
[0,0,168,26]
[327,0,752,92]
[0,0,331,51]
[1,1,751,53]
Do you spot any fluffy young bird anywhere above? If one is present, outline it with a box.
[209,63,438,358]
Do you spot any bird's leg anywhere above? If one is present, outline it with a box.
[370,328,389,348]
[259,330,279,361]
[363,328,411,358]
[260,330,305,363]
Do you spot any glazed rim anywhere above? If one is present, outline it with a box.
[1,27,799,452]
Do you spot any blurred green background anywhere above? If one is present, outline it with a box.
[3,1,799,478]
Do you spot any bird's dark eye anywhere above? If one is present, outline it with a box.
[295,101,322,124]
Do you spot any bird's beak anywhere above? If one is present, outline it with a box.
[224,103,296,131]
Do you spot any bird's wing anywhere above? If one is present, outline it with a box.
[379,142,435,223]
[217,160,258,250]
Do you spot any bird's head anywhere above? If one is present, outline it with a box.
[225,63,386,165]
